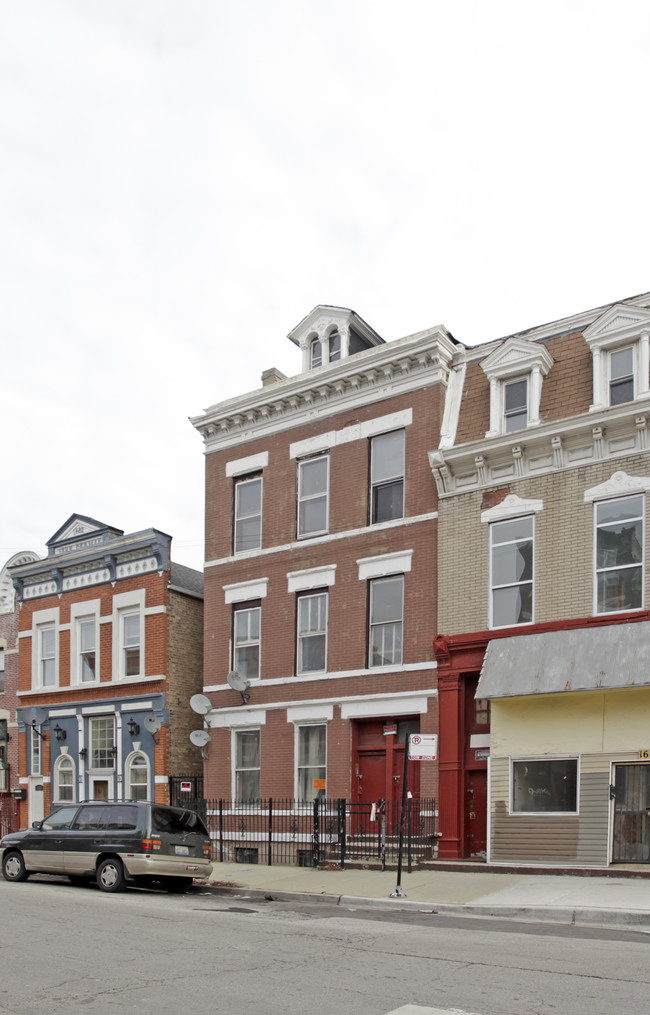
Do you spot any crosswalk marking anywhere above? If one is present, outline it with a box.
[386,1006,483,1015]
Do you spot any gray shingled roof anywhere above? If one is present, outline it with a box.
[169,561,204,598]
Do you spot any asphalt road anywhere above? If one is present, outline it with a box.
[1,875,649,1015]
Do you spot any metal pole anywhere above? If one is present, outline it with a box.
[268,798,273,866]
[390,734,410,898]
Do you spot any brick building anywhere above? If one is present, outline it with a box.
[191,306,457,856]
[430,292,650,865]
[9,515,204,826]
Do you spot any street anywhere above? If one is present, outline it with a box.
[1,875,649,1015]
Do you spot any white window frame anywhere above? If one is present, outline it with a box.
[370,429,405,524]
[608,344,635,406]
[295,723,327,802]
[234,474,263,554]
[510,756,579,816]
[584,304,650,411]
[53,754,76,805]
[125,750,150,801]
[112,590,145,681]
[31,725,42,776]
[233,603,261,681]
[31,608,60,690]
[297,455,329,538]
[489,515,535,629]
[296,591,328,675]
[88,716,116,772]
[481,338,553,437]
[0,645,5,694]
[593,493,644,615]
[232,728,260,803]
[503,375,529,433]
[368,574,404,668]
[70,600,100,685]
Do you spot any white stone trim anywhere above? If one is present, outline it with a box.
[223,577,269,604]
[287,565,336,593]
[286,704,334,723]
[357,549,413,580]
[584,304,650,410]
[289,408,413,460]
[583,470,650,503]
[481,494,544,523]
[341,694,429,719]
[209,708,267,728]
[225,451,269,477]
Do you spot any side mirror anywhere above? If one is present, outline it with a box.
[31,821,43,830]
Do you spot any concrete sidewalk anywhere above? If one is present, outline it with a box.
[205,861,650,930]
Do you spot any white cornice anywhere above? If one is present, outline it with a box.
[191,328,457,454]
[430,398,650,496]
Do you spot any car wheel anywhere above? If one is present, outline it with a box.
[2,851,29,883]
[96,858,126,893]
[164,876,193,893]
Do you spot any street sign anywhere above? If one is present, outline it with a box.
[180,781,192,793]
[408,733,438,761]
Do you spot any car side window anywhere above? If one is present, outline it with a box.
[42,806,80,831]
[72,805,110,830]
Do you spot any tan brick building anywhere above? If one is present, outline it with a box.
[192,306,457,861]
[9,515,204,826]
[430,293,650,866]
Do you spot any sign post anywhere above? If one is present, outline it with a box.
[390,733,438,899]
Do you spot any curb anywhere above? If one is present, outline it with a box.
[204,884,650,930]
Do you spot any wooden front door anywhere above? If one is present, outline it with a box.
[465,768,487,859]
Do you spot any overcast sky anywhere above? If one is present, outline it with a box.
[2,0,649,573]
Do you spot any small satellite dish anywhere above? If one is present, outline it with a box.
[227,671,250,693]
[190,693,212,715]
[189,729,212,748]
[30,707,48,726]
[144,715,162,734]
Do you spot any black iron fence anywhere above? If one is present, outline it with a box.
[169,775,204,811]
[200,797,437,869]
[0,794,19,837]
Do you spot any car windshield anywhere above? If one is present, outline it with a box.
[42,807,79,830]
[152,806,208,836]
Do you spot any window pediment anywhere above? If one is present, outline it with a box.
[584,304,650,410]
[481,338,553,437]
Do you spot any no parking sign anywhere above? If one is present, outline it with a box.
[407,733,438,761]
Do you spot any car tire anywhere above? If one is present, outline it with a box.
[163,876,193,893]
[96,857,126,893]
[2,851,29,883]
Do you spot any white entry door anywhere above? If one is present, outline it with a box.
[28,775,45,825]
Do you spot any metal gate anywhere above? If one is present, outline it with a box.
[169,774,204,813]
[613,764,650,862]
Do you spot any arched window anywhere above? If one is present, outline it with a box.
[328,330,341,361]
[54,755,76,804]
[310,337,322,368]
[126,752,149,801]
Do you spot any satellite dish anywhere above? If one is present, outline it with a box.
[190,693,212,715]
[30,707,48,726]
[144,715,162,734]
[190,729,212,748]
[227,671,250,693]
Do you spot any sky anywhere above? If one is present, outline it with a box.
[2,0,649,573]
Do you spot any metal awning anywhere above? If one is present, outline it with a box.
[477,621,650,699]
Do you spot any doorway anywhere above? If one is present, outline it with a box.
[465,769,487,859]
[613,764,650,862]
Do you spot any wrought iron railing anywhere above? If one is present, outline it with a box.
[199,797,437,869]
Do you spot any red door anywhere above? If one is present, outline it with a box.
[465,769,487,859]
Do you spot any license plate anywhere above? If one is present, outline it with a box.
[174,845,189,856]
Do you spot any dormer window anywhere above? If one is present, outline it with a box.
[310,338,323,368]
[584,303,650,412]
[609,345,634,406]
[328,330,341,361]
[504,377,528,432]
[310,331,340,369]
[288,306,385,373]
[481,338,553,438]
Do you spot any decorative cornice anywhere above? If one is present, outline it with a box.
[191,327,457,454]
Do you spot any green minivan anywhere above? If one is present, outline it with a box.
[1,800,213,893]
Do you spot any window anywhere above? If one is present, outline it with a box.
[234,729,260,802]
[54,755,75,804]
[39,625,56,686]
[89,717,115,769]
[328,330,341,361]
[233,604,260,680]
[504,377,528,432]
[122,612,140,676]
[512,759,578,814]
[31,726,41,776]
[297,592,327,674]
[234,475,262,553]
[310,337,322,368]
[297,725,326,802]
[78,617,97,682]
[297,456,329,537]
[126,753,149,800]
[595,494,643,613]
[609,345,634,405]
[370,430,405,523]
[0,647,4,693]
[369,575,403,667]
[490,516,533,628]
[0,720,7,791]
[310,331,340,368]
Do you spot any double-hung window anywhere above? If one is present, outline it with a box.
[369,575,403,667]
[595,494,644,613]
[370,430,405,523]
[234,729,260,803]
[609,346,634,406]
[504,377,528,432]
[122,612,141,677]
[0,647,4,693]
[78,617,97,682]
[39,625,56,687]
[54,755,75,804]
[297,724,326,802]
[0,720,7,791]
[233,603,261,680]
[490,516,534,628]
[297,592,327,674]
[89,717,115,769]
[234,475,263,553]
[297,456,329,538]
